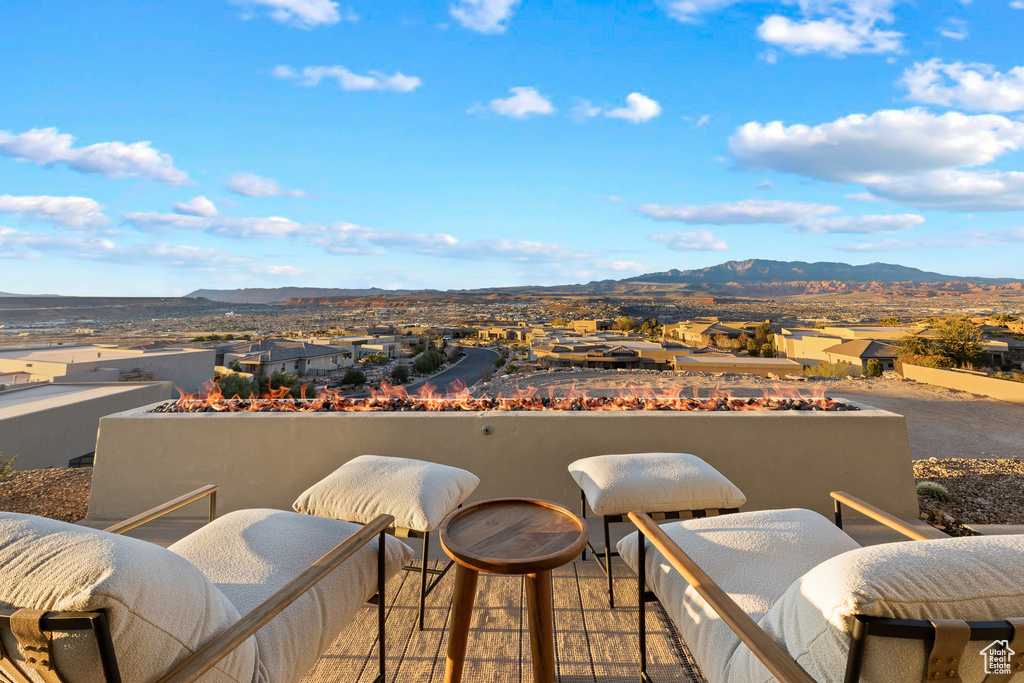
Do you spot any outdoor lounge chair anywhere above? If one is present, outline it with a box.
[0,485,413,683]
[619,491,1024,683]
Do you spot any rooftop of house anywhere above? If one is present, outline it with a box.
[223,340,345,363]
[0,382,167,420]
[822,339,899,359]
[0,345,207,364]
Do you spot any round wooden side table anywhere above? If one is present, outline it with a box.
[439,497,589,683]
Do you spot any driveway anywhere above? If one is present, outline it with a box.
[405,346,499,393]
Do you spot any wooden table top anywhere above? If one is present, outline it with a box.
[439,498,589,575]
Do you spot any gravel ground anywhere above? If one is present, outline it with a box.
[0,468,91,522]
[914,458,1024,526]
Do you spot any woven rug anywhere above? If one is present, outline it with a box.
[301,559,706,683]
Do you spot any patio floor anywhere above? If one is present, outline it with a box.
[300,558,706,683]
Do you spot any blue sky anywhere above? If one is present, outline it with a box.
[2,0,1024,295]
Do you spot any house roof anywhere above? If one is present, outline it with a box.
[822,339,898,359]
[227,339,342,364]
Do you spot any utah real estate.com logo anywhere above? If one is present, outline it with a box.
[982,640,1015,675]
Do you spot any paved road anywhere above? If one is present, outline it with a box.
[405,346,499,393]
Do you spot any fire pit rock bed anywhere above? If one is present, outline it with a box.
[90,397,914,523]
[150,395,859,413]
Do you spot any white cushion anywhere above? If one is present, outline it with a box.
[292,455,480,532]
[725,534,1024,683]
[170,508,413,683]
[0,512,256,683]
[617,509,860,683]
[568,452,746,517]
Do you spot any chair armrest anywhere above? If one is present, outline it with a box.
[155,513,395,683]
[830,491,932,541]
[103,485,218,535]
[628,511,816,683]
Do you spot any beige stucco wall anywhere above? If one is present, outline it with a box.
[89,401,918,520]
[0,382,173,470]
[899,363,1024,403]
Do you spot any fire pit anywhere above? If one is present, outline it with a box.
[90,383,912,522]
[154,381,859,413]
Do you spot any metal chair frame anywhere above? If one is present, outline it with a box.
[633,492,1024,683]
[580,489,739,608]
[393,527,456,630]
[0,486,392,683]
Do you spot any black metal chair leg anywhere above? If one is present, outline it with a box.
[639,533,649,682]
[581,490,587,561]
[605,515,615,609]
[419,531,429,630]
[376,529,387,683]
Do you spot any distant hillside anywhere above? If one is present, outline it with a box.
[185,287,418,304]
[624,259,1023,285]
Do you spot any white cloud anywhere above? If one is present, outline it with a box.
[174,196,218,217]
[863,170,1024,211]
[695,114,712,127]
[572,99,603,121]
[272,65,422,92]
[798,213,924,233]
[0,127,189,185]
[226,172,307,198]
[756,15,902,56]
[316,223,596,262]
[476,87,555,118]
[901,60,1024,113]
[449,0,520,33]
[1012,1,1024,9]
[729,109,1024,182]
[650,231,729,251]
[938,18,969,41]
[125,212,307,238]
[229,0,346,28]
[0,195,108,229]
[606,93,663,123]
[663,1,905,56]
[638,199,837,224]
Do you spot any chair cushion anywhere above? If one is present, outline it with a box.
[568,452,746,517]
[292,455,480,532]
[0,512,256,683]
[170,509,413,683]
[617,509,859,683]
[725,534,1024,683]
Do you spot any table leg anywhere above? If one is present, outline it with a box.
[444,564,479,683]
[525,570,555,683]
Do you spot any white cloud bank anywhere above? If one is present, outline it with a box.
[226,172,307,198]
[663,0,904,56]
[902,60,1024,113]
[229,0,348,28]
[0,195,108,229]
[272,65,422,92]
[174,196,218,218]
[0,127,189,185]
[729,108,1024,210]
[638,199,923,234]
[450,0,520,33]
[474,87,555,118]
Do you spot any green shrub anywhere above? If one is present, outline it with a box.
[504,363,520,374]
[494,356,507,369]
[218,373,258,399]
[747,338,760,357]
[865,359,883,377]
[806,361,854,378]
[916,481,951,502]
[414,349,445,374]
[0,452,16,481]
[342,368,366,386]
[390,365,410,385]
[760,343,774,358]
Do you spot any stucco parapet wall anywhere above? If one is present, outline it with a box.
[90,399,917,520]
[898,362,1024,404]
